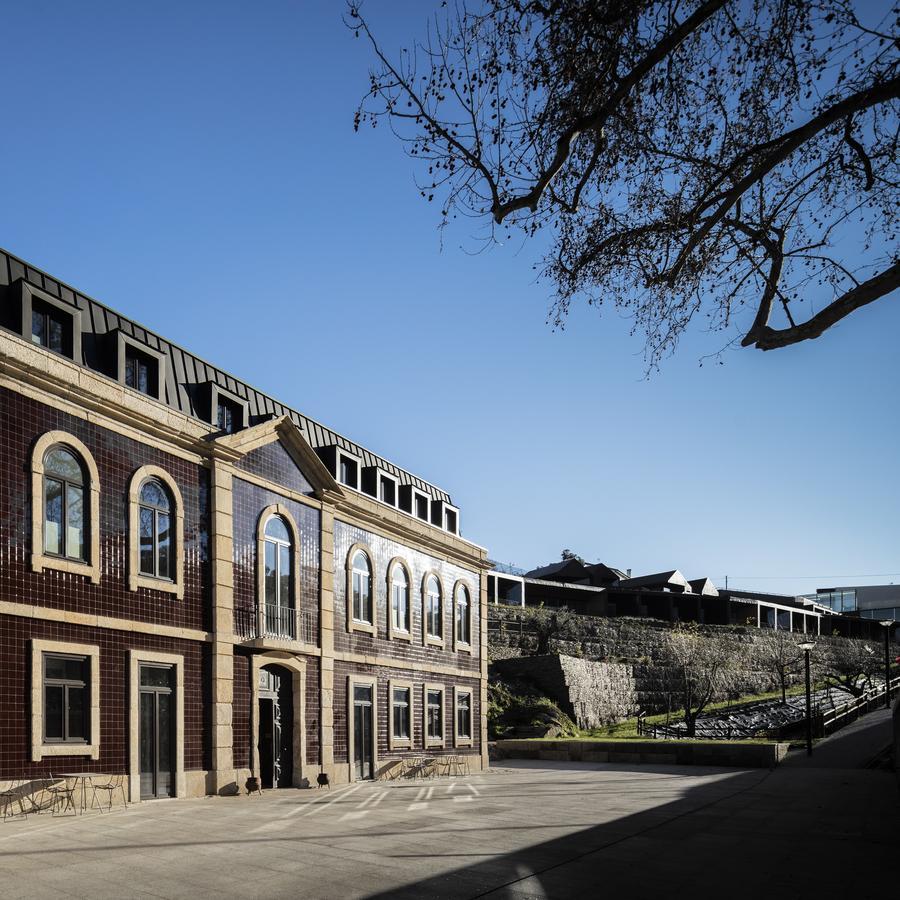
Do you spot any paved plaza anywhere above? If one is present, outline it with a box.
[1,750,898,899]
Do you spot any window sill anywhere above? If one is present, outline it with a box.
[31,553,100,584]
[389,738,412,751]
[454,642,473,655]
[425,635,445,649]
[455,737,474,748]
[349,619,376,636]
[425,739,445,749]
[33,742,100,762]
[129,573,183,599]
[389,629,412,642]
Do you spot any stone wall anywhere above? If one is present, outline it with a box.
[489,608,897,717]
[493,655,636,729]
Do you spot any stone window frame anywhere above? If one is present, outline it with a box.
[30,431,101,583]
[337,450,362,491]
[386,557,413,642]
[128,649,185,803]
[256,504,302,639]
[421,571,445,648]
[347,674,379,782]
[411,488,431,523]
[388,678,414,750]
[207,382,249,434]
[443,503,460,535]
[423,682,446,749]
[127,465,185,599]
[453,686,474,749]
[377,471,399,508]
[452,579,474,654]
[345,542,377,635]
[114,330,167,402]
[31,638,100,762]
[14,279,83,362]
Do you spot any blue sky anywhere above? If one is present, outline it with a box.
[1,0,897,595]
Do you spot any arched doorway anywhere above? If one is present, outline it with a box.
[258,664,293,789]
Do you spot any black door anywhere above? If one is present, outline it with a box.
[139,665,175,799]
[258,666,293,788]
[353,685,374,781]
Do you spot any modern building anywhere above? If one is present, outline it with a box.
[487,559,869,636]
[0,248,490,801]
[800,584,900,622]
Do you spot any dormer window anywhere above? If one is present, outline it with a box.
[415,493,429,521]
[125,347,158,397]
[339,454,359,489]
[114,331,166,401]
[217,396,241,434]
[31,301,70,355]
[379,474,397,507]
[445,508,458,534]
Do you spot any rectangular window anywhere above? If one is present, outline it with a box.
[217,397,242,434]
[456,692,472,740]
[426,689,443,742]
[414,494,429,521]
[43,654,90,743]
[445,509,458,533]
[352,570,371,623]
[339,455,358,489]
[124,348,158,397]
[379,475,396,506]
[31,301,70,356]
[392,687,411,741]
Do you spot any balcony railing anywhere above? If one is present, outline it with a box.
[265,603,296,640]
[234,605,317,645]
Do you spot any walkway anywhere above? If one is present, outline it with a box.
[781,705,894,769]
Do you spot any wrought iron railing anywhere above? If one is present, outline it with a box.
[264,603,296,640]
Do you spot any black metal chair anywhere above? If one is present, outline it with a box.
[91,774,128,812]
[1,779,28,821]
[46,773,77,817]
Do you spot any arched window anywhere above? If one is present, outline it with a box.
[43,446,86,561]
[425,575,442,642]
[351,550,373,624]
[138,479,173,579]
[390,563,410,634]
[263,514,294,637]
[455,584,471,646]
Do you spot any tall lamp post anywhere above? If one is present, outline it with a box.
[798,640,816,756]
[879,621,894,709]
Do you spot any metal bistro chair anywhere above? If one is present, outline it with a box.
[91,774,128,813]
[1,779,28,822]
[46,773,77,817]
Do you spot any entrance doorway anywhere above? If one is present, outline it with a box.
[139,665,175,799]
[258,665,293,788]
[353,684,374,780]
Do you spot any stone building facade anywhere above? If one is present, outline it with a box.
[0,248,490,799]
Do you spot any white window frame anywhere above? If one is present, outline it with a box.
[346,543,377,635]
[387,557,412,641]
[388,679,413,750]
[424,683,445,749]
[422,572,445,648]
[453,580,473,653]
[453,686,474,748]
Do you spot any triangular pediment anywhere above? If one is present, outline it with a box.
[207,416,342,498]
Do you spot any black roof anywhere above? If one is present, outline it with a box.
[0,247,451,503]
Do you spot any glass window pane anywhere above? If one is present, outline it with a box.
[140,665,173,688]
[138,360,150,395]
[44,478,63,555]
[157,513,170,578]
[45,685,64,739]
[49,316,64,353]
[139,506,155,574]
[264,516,291,543]
[140,480,169,510]
[66,484,85,560]
[67,686,87,740]
[32,309,45,345]
[353,685,372,704]
[45,448,83,482]
[279,543,292,607]
[264,540,277,605]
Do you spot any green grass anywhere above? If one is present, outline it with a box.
[582,681,826,740]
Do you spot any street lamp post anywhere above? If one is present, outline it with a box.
[879,621,894,709]
[798,640,816,756]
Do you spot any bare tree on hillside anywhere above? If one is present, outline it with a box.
[819,638,882,697]
[659,625,742,736]
[758,629,803,704]
[351,1,898,368]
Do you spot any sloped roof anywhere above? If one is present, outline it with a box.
[688,577,720,597]
[0,247,450,503]
[617,569,690,591]
[524,559,588,581]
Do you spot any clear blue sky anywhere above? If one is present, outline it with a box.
[1,0,897,595]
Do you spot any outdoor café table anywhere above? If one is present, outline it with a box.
[57,773,96,815]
